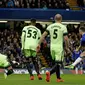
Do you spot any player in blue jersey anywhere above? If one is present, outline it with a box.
[65,26,85,69]
[72,45,82,60]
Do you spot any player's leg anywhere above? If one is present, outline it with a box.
[72,51,85,66]
[55,63,60,78]
[4,60,13,79]
[0,54,13,79]
[26,58,34,78]
[31,51,42,80]
[46,50,56,82]
[50,61,56,75]
[55,62,64,82]
[24,49,34,80]
[5,65,13,78]
[65,51,85,69]
[46,61,63,82]
[55,51,64,82]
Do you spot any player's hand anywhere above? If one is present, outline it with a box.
[36,44,40,53]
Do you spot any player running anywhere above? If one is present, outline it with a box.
[38,14,69,82]
[21,19,42,80]
[65,26,85,69]
[0,53,13,79]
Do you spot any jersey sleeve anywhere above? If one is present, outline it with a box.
[63,26,68,36]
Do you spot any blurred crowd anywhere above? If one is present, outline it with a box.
[0,21,85,69]
[77,0,85,7]
[0,28,23,68]
[0,0,85,10]
[0,0,70,9]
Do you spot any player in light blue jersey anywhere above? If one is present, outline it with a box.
[0,53,13,79]
[21,19,42,80]
[38,14,69,82]
[65,26,85,69]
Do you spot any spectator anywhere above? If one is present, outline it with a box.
[23,0,27,8]
[3,0,7,7]
[27,3,30,8]
[54,3,59,9]
[31,3,36,8]
[30,0,37,8]
[84,0,85,6]
[77,0,84,7]
[14,0,20,8]
[43,4,47,9]
[7,0,14,8]
[48,3,52,8]
[41,0,47,8]
[60,3,66,9]
[48,0,51,3]
[53,0,56,3]
[37,2,41,8]
[28,0,32,4]
[65,2,70,10]
[0,0,7,8]
[0,1,3,8]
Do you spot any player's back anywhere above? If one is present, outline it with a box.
[47,23,67,50]
[22,25,41,50]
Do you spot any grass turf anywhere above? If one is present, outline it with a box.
[0,74,85,85]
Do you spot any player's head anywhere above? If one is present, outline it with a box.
[54,14,62,23]
[79,26,85,35]
[30,18,36,26]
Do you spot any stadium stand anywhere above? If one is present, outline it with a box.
[0,0,85,10]
[0,0,70,9]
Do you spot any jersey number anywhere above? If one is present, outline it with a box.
[27,30,37,39]
[53,29,58,39]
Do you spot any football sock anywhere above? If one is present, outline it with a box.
[50,63,57,75]
[56,64,61,79]
[72,57,82,66]
[26,62,33,76]
[7,69,13,75]
[32,58,40,75]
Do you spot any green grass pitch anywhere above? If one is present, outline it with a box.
[0,74,85,85]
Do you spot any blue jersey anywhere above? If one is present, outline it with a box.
[72,50,82,60]
[81,34,85,46]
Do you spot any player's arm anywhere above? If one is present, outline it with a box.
[38,25,50,45]
[21,30,26,50]
[38,30,42,41]
[64,35,69,49]
[64,34,72,55]
[63,26,70,52]
[76,45,82,52]
[38,31,48,45]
